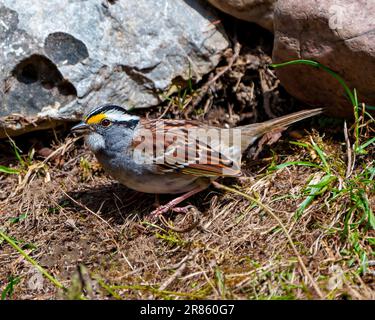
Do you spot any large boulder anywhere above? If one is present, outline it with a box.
[207,0,276,31]
[0,0,229,137]
[272,0,375,117]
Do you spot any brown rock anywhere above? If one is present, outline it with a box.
[272,0,375,117]
[207,0,276,31]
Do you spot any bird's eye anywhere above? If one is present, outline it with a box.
[101,118,111,127]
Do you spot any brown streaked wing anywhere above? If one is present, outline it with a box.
[131,119,242,177]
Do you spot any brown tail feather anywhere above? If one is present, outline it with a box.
[240,108,324,150]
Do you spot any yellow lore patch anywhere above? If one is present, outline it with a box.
[86,113,106,125]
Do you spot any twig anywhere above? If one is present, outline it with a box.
[207,42,241,87]
[212,181,324,299]
[61,189,116,233]
[118,250,135,271]
[161,248,200,271]
[157,100,172,120]
[159,262,187,291]
[42,136,81,164]
[193,41,241,108]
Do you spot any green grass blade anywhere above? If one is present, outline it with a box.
[368,211,375,230]
[8,139,25,167]
[215,268,226,299]
[271,59,356,106]
[9,214,28,224]
[96,278,123,300]
[356,137,375,154]
[289,141,310,148]
[1,276,21,300]
[0,165,20,174]
[295,174,335,219]
[358,191,375,230]
[310,139,330,173]
[270,161,323,171]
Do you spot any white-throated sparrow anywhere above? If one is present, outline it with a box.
[72,105,322,215]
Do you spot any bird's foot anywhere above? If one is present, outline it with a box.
[158,205,200,232]
[150,204,173,217]
[149,186,205,218]
[150,204,196,218]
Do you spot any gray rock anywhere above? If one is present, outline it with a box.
[0,0,229,137]
[273,0,375,117]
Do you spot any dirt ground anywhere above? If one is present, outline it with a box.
[0,20,374,300]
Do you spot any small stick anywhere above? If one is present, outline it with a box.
[193,41,241,108]
[206,42,241,87]
[61,189,116,233]
[43,136,81,164]
[158,262,187,291]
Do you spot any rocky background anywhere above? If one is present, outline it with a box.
[0,0,374,137]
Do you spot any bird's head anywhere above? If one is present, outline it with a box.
[72,104,140,152]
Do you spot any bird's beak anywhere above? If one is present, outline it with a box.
[71,122,90,134]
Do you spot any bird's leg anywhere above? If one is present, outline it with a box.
[150,186,205,217]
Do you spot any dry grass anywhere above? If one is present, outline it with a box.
[0,22,374,300]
